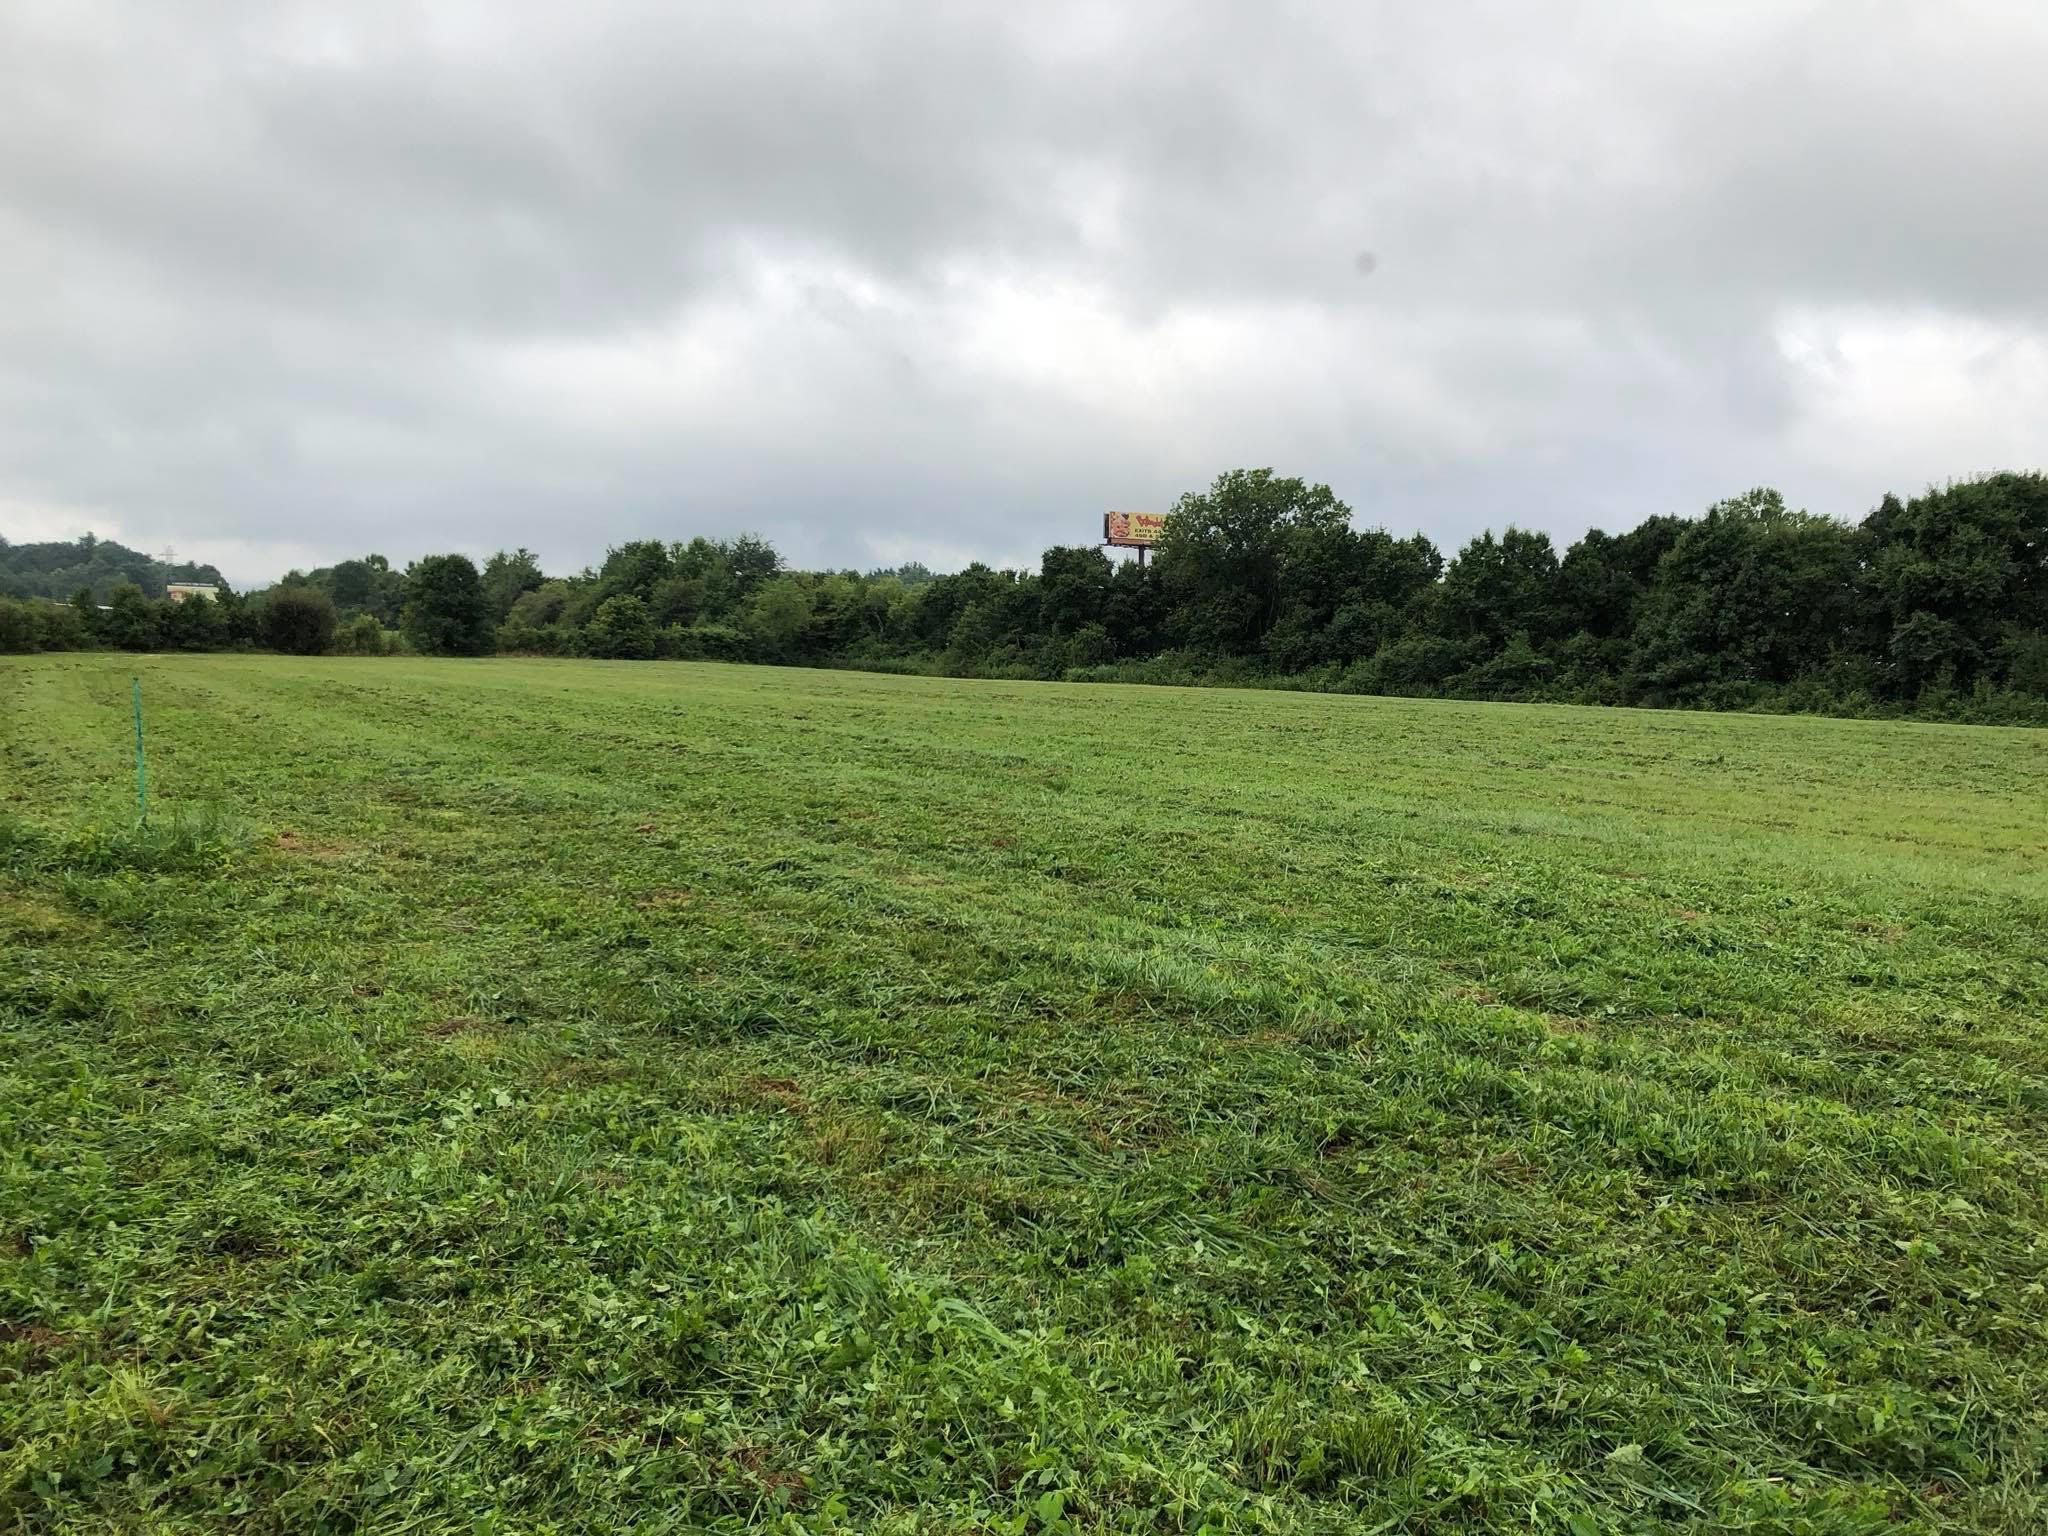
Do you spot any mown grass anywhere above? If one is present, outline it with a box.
[2,653,2045,1534]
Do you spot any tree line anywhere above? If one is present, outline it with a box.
[4,468,2045,722]
[0,531,225,605]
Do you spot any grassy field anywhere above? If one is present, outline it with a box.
[3,654,2046,1534]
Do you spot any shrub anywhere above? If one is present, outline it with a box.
[1062,623,1111,669]
[264,587,337,655]
[37,602,90,652]
[495,620,566,656]
[344,613,388,656]
[672,624,747,661]
[1359,634,1472,694]
[585,594,657,660]
[0,597,40,652]
[2003,629,2048,697]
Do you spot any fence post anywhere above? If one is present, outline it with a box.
[132,677,148,825]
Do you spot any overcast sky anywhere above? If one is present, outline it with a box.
[4,0,2047,586]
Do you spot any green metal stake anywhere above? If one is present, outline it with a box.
[131,677,148,825]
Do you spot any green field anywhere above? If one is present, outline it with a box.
[4,655,2046,1534]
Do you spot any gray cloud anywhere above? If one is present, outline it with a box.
[3,0,2046,585]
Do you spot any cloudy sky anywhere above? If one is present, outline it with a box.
[4,0,2046,586]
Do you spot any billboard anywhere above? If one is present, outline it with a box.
[1104,511,1169,548]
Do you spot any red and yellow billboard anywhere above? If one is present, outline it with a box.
[1104,511,1169,548]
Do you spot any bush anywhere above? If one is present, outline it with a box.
[495,620,567,656]
[0,597,40,652]
[37,602,90,652]
[264,588,337,655]
[1358,634,1472,694]
[343,613,391,655]
[584,594,657,660]
[2003,629,2048,697]
[1065,651,1210,687]
[1446,633,1555,700]
[671,623,748,661]
[1062,623,1111,669]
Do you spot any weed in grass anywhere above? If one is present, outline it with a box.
[1,801,249,876]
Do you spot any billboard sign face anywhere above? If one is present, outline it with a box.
[1104,511,1169,548]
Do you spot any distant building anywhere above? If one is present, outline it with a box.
[165,583,219,603]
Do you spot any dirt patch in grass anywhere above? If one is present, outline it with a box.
[636,887,694,910]
[744,1076,809,1112]
[274,829,353,858]
[423,1015,498,1037]
[1,1322,72,1371]
[727,1443,807,1500]
[0,886,93,943]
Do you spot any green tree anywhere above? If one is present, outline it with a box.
[945,599,1001,666]
[37,600,89,651]
[403,554,495,656]
[0,597,40,652]
[1038,546,1114,637]
[668,538,738,620]
[1436,527,1562,654]
[365,555,406,625]
[724,534,782,598]
[743,575,815,662]
[584,594,657,659]
[213,584,259,647]
[69,587,101,645]
[1102,561,1165,658]
[160,592,227,650]
[264,587,337,655]
[907,564,1030,654]
[1557,516,1685,641]
[1629,490,1860,703]
[481,547,546,622]
[594,541,673,606]
[1157,469,1351,654]
[1265,525,1443,670]
[327,559,375,613]
[102,583,160,650]
[1860,473,2048,694]
[506,580,575,630]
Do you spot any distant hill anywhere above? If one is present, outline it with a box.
[0,534,226,602]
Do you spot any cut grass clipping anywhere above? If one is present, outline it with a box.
[3,653,2046,1534]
